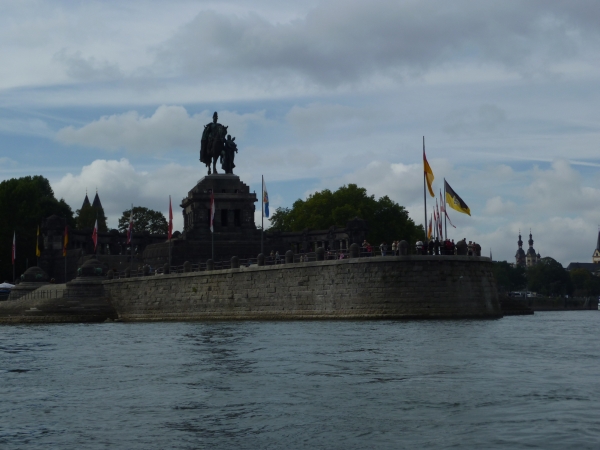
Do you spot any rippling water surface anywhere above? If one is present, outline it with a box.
[1,312,599,449]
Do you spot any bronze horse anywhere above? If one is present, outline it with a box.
[200,123,228,175]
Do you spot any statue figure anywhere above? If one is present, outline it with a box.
[220,135,238,174]
[200,112,228,175]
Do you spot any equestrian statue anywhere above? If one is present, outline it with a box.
[200,111,238,175]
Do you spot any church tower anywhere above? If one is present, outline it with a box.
[593,228,600,264]
[525,230,539,267]
[515,232,526,267]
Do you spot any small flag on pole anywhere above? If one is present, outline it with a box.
[444,180,471,216]
[437,200,442,237]
[210,191,215,233]
[36,225,41,257]
[168,196,173,241]
[12,231,15,264]
[423,149,435,197]
[127,206,134,244]
[262,178,269,218]
[63,225,68,257]
[92,219,98,251]
[427,214,432,240]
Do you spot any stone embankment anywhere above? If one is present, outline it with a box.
[1,255,502,323]
[104,255,501,321]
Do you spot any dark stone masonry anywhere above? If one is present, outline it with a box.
[104,255,501,321]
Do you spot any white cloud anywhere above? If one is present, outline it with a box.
[53,49,122,82]
[154,1,600,88]
[52,158,199,232]
[55,106,268,155]
[484,196,516,216]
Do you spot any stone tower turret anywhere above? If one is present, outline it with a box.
[92,190,103,210]
[593,228,600,264]
[525,230,539,267]
[515,232,526,267]
[81,192,91,209]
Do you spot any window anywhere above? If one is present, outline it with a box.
[221,209,228,226]
[234,209,241,226]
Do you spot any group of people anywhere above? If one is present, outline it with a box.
[361,240,404,256]
[360,238,482,256]
[415,238,482,256]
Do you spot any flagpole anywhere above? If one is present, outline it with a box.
[423,137,427,241]
[12,231,15,283]
[261,175,264,255]
[64,219,67,283]
[130,204,134,275]
[168,197,172,269]
[444,180,447,241]
[210,191,215,261]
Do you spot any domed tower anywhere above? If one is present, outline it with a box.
[526,230,539,267]
[515,232,526,267]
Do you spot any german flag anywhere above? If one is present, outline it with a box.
[444,180,471,216]
[63,225,69,257]
[423,149,435,197]
[36,225,41,257]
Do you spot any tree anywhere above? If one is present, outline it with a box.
[269,184,422,244]
[0,176,74,281]
[526,257,573,297]
[117,206,168,235]
[492,261,526,292]
[570,268,600,297]
[75,204,108,232]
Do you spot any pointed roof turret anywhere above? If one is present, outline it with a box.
[92,189,103,210]
[81,190,91,209]
[596,227,600,251]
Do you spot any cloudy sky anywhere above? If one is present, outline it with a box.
[1,0,600,266]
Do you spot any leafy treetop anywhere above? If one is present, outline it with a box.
[0,176,74,281]
[269,184,422,245]
[117,206,168,235]
[526,257,573,297]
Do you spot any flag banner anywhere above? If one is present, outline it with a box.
[445,210,457,228]
[12,231,15,264]
[168,196,173,241]
[36,225,41,257]
[263,178,269,218]
[444,180,471,216]
[92,219,98,251]
[423,149,435,197]
[210,191,215,233]
[437,201,442,237]
[127,206,134,244]
[427,214,432,240]
[63,225,68,257]
[433,207,437,238]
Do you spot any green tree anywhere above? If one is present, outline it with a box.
[492,261,526,292]
[570,268,600,297]
[269,184,422,244]
[75,204,108,232]
[117,206,168,235]
[526,257,573,297]
[0,176,74,281]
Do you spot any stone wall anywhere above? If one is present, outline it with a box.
[104,255,501,321]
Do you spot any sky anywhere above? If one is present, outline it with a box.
[1,0,600,266]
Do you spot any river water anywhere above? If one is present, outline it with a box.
[1,312,599,449]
